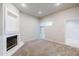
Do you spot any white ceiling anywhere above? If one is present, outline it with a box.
[13,3,79,18]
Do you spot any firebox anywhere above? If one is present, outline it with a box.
[7,35,17,51]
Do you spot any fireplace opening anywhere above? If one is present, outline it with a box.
[7,35,17,51]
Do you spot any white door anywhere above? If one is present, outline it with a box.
[40,26,45,39]
[40,21,53,39]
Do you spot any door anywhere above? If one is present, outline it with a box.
[40,26,45,39]
[40,21,53,39]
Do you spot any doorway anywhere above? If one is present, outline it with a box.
[40,21,53,39]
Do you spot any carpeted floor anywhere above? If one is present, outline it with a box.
[12,40,79,56]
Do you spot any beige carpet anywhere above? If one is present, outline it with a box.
[13,40,79,56]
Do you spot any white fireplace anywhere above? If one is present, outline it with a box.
[0,4,24,56]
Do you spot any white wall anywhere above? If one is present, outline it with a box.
[0,4,3,36]
[20,13,40,42]
[0,4,3,56]
[41,6,79,45]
